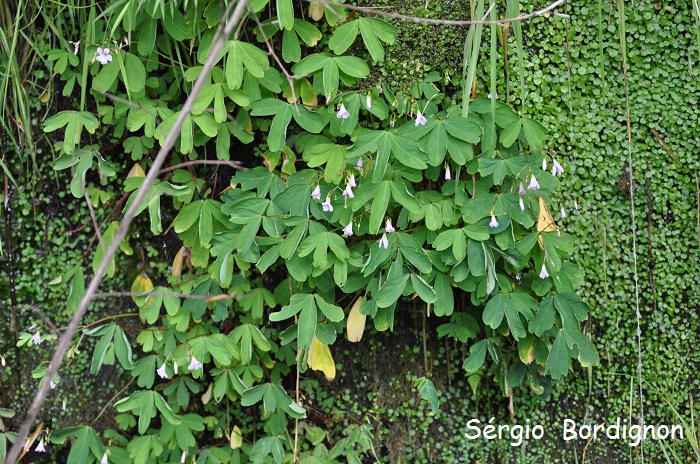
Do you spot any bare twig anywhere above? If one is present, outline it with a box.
[5,2,251,462]
[305,0,568,26]
[159,159,246,174]
[90,378,135,427]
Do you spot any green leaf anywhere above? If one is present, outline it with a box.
[375,273,409,308]
[463,340,487,372]
[545,330,570,379]
[411,273,437,304]
[328,20,359,55]
[276,0,294,30]
[415,377,439,416]
[562,328,600,367]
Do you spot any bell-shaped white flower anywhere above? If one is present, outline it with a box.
[444,166,451,181]
[188,356,203,371]
[489,215,499,228]
[342,184,354,199]
[101,450,110,464]
[157,363,168,379]
[518,182,526,195]
[366,94,372,110]
[528,175,540,190]
[378,233,389,249]
[95,47,113,65]
[311,185,321,200]
[519,198,525,212]
[561,207,566,219]
[539,264,549,279]
[551,159,564,176]
[322,196,333,212]
[32,332,41,345]
[415,111,427,126]
[355,159,363,171]
[336,104,350,119]
[348,174,356,188]
[36,439,46,452]
[173,361,178,375]
[385,219,395,233]
[342,222,353,236]
[542,158,547,171]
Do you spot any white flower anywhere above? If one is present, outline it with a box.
[444,166,451,181]
[489,215,499,228]
[519,198,525,212]
[157,363,168,379]
[322,196,333,212]
[181,451,187,463]
[415,112,427,126]
[1,355,5,367]
[336,104,350,119]
[73,41,79,56]
[355,159,363,171]
[101,450,109,464]
[561,207,566,219]
[311,185,321,200]
[366,94,372,110]
[574,199,579,210]
[488,92,498,99]
[348,174,356,188]
[539,264,549,279]
[528,175,540,190]
[378,233,389,249]
[518,183,526,195]
[385,219,395,233]
[542,158,547,171]
[62,399,66,411]
[50,380,56,389]
[123,37,129,46]
[36,439,46,452]
[342,184,354,199]
[551,159,564,176]
[95,47,113,65]
[188,356,203,371]
[32,332,41,345]
[342,222,353,236]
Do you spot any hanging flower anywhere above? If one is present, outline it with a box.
[173,361,179,375]
[101,450,110,464]
[342,184,354,199]
[444,166,451,181]
[489,215,499,228]
[528,175,540,190]
[1,355,5,367]
[36,439,46,453]
[181,451,188,464]
[366,94,372,110]
[518,182,526,195]
[311,185,321,200]
[188,356,203,371]
[348,174,356,188]
[342,222,353,236]
[539,264,549,279]
[322,195,333,212]
[519,198,525,212]
[32,332,41,345]
[50,380,56,389]
[73,41,80,56]
[355,158,363,171]
[561,207,566,219]
[415,111,427,126]
[488,92,498,99]
[378,233,389,249]
[574,199,579,210]
[62,399,67,411]
[542,158,548,171]
[551,159,564,176]
[336,104,350,119]
[385,219,395,233]
[157,363,168,379]
[95,47,113,65]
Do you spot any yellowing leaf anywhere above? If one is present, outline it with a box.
[230,425,243,449]
[308,2,324,21]
[127,162,145,178]
[308,336,336,381]
[537,197,557,249]
[131,271,154,304]
[202,383,213,405]
[346,297,366,342]
[172,246,185,276]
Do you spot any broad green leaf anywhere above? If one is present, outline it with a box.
[415,377,439,416]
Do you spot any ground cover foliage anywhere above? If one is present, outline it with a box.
[0,0,699,463]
